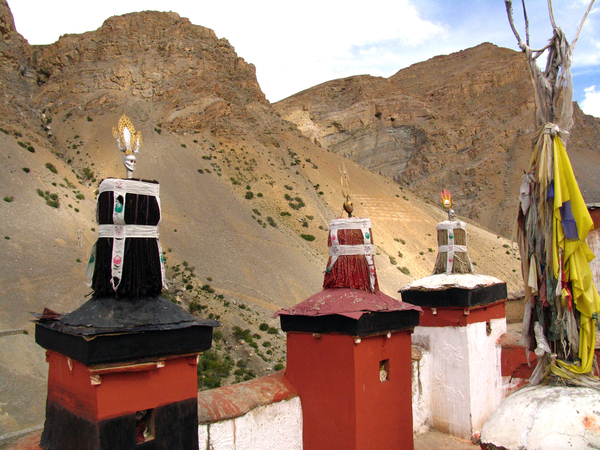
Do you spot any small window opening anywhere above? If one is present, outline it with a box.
[379,359,390,383]
[135,409,155,444]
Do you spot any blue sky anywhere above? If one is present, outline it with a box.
[9,0,600,116]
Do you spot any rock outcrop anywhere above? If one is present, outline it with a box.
[0,0,36,124]
[31,10,266,130]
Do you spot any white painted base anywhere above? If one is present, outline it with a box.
[412,317,506,438]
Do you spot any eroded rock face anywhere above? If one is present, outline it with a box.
[275,43,600,237]
[0,0,16,36]
[0,0,37,123]
[275,75,432,180]
[1,8,266,136]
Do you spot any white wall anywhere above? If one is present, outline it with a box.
[467,318,507,432]
[411,344,432,434]
[195,319,507,444]
[586,228,600,289]
[198,396,303,450]
[412,317,506,439]
[413,325,472,437]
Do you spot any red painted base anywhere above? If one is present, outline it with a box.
[45,351,198,422]
[286,331,414,450]
[418,300,506,327]
[40,351,200,450]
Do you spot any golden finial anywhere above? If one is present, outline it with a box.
[340,164,353,217]
[112,115,142,178]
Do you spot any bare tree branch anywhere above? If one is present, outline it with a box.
[521,0,530,46]
[532,43,553,60]
[505,0,528,51]
[505,1,554,54]
[571,0,596,52]
[547,0,557,31]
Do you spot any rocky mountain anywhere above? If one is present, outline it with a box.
[0,0,539,437]
[275,43,600,238]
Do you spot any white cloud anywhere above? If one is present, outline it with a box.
[213,0,449,101]
[581,86,600,117]
[573,38,600,67]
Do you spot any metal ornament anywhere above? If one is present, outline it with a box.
[340,164,353,218]
[112,115,142,179]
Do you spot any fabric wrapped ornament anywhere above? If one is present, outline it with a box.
[432,220,474,275]
[323,217,379,292]
[86,178,166,298]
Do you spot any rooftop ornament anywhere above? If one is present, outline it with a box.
[441,188,455,221]
[35,114,217,450]
[320,165,377,292]
[85,115,165,298]
[340,164,354,218]
[113,114,142,179]
[505,0,600,384]
[275,168,420,334]
[433,189,473,275]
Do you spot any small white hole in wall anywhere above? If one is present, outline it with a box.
[135,409,155,444]
[380,359,390,383]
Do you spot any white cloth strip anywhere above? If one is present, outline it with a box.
[112,184,125,225]
[97,178,162,226]
[99,224,160,238]
[436,220,466,231]
[85,242,97,287]
[111,237,126,291]
[438,245,468,253]
[329,217,372,231]
[99,179,160,197]
[329,244,374,257]
[157,239,168,289]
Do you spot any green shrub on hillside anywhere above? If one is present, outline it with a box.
[198,350,234,390]
[398,266,410,276]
